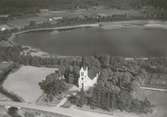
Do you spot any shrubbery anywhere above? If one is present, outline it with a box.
[39,71,68,101]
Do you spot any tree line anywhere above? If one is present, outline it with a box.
[39,55,160,113]
[65,56,152,113]
[0,0,167,15]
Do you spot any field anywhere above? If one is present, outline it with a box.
[3,66,57,103]
[141,90,167,117]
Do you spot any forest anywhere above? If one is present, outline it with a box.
[0,0,167,15]
[38,55,167,113]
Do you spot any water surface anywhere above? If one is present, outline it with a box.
[15,27,167,56]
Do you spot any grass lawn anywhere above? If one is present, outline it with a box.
[3,66,57,103]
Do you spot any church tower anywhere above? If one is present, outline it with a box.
[78,66,99,91]
[78,57,99,91]
[78,67,88,90]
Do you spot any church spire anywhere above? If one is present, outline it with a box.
[81,56,86,69]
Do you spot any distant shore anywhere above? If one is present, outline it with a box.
[101,20,167,29]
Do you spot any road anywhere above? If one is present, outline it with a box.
[0,101,114,117]
[8,23,99,40]
[56,97,68,108]
[140,87,167,92]
[0,87,165,117]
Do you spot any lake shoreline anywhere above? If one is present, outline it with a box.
[10,20,167,42]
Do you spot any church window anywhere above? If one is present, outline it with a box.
[81,72,84,76]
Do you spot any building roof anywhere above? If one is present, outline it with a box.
[88,69,98,79]
[0,24,12,31]
[0,15,9,18]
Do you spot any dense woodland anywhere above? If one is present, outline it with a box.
[38,55,167,113]
[0,0,167,15]
[62,56,153,113]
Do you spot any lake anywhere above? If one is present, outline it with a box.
[14,23,167,56]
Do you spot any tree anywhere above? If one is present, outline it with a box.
[24,112,35,117]
[98,55,110,68]
[29,21,36,27]
[39,71,68,99]
[8,107,21,117]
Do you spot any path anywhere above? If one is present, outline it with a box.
[56,97,68,108]
[0,101,114,117]
[140,86,167,92]
[56,85,79,108]
[8,23,99,42]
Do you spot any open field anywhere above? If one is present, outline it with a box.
[3,66,57,103]
[141,90,167,117]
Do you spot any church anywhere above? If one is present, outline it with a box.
[78,67,99,91]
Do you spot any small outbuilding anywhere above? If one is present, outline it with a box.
[0,25,12,31]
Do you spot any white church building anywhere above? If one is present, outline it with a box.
[78,67,99,91]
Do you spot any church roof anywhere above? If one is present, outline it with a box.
[80,66,98,79]
[88,68,98,79]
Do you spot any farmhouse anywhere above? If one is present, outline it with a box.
[48,17,63,24]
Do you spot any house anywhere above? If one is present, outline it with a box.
[78,67,99,91]
[0,25,12,31]
[48,17,63,23]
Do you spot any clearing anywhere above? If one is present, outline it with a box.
[3,66,57,103]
